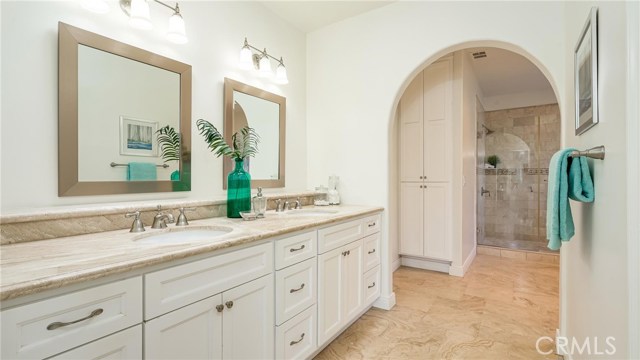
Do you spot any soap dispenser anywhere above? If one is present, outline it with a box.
[252,187,267,218]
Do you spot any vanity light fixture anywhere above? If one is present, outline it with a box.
[238,37,289,84]
[118,0,188,44]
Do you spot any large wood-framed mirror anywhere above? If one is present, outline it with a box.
[58,22,192,196]
[223,78,285,189]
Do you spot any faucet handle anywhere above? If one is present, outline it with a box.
[125,211,145,233]
[295,197,302,209]
[176,207,196,226]
[275,199,282,212]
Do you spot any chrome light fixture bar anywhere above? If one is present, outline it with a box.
[239,38,288,84]
[117,0,188,44]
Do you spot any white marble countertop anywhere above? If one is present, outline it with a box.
[0,205,383,301]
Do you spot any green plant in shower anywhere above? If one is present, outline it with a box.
[487,155,500,167]
[196,119,260,160]
[156,125,181,163]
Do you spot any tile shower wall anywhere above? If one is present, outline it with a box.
[479,104,560,252]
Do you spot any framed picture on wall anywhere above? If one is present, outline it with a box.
[119,116,159,157]
[574,7,598,136]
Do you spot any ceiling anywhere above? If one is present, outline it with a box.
[259,1,394,33]
[465,47,553,98]
[257,3,553,102]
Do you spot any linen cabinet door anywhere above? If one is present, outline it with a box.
[144,295,223,360]
[400,74,424,182]
[423,183,450,260]
[399,182,424,256]
[423,57,452,182]
[222,274,274,360]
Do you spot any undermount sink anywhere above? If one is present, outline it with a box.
[283,208,339,216]
[134,226,234,245]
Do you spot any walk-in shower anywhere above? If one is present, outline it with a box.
[476,104,561,253]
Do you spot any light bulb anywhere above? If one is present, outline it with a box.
[239,39,253,70]
[81,0,110,14]
[258,49,272,78]
[167,11,187,44]
[275,59,288,84]
[129,0,152,30]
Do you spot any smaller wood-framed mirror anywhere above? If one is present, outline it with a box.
[223,78,285,189]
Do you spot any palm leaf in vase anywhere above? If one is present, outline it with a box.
[156,125,181,163]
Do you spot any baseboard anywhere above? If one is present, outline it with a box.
[449,246,476,277]
[400,256,450,273]
[373,292,396,310]
[392,257,401,272]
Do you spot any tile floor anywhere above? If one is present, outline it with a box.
[315,254,559,359]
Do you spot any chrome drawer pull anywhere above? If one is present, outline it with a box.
[368,282,376,289]
[290,332,305,346]
[368,222,376,227]
[368,249,376,254]
[47,308,104,330]
[290,283,305,293]
[225,301,234,309]
[289,245,306,252]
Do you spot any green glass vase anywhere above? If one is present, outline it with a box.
[227,158,251,218]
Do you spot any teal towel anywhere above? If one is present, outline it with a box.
[127,162,157,181]
[546,148,595,250]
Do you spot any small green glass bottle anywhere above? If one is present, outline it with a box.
[227,159,251,218]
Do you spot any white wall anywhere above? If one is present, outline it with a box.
[307,0,566,313]
[459,51,484,272]
[561,2,632,358]
[0,1,307,213]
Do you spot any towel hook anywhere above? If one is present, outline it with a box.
[569,145,605,160]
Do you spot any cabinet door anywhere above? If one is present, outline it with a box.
[222,274,274,360]
[423,58,452,182]
[317,246,344,346]
[145,295,223,360]
[400,73,424,182]
[399,182,424,257]
[424,183,450,260]
[342,239,364,321]
[50,325,142,360]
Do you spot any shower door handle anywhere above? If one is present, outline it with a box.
[480,187,490,197]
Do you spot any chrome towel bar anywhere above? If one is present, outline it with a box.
[110,162,169,168]
[569,145,605,160]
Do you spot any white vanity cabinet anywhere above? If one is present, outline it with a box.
[0,276,142,360]
[143,242,274,360]
[274,231,318,360]
[49,325,142,360]
[317,216,372,347]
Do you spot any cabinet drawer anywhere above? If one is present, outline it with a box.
[317,219,363,254]
[50,325,142,360]
[275,231,317,270]
[275,305,317,360]
[363,233,381,273]
[364,265,381,306]
[1,277,142,360]
[362,214,381,236]
[145,242,273,319]
[275,258,316,325]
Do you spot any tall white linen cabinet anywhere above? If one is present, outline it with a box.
[399,56,454,268]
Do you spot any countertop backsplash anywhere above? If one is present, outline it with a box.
[0,192,324,245]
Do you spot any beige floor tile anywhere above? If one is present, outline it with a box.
[315,255,559,359]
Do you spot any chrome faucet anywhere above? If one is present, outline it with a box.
[294,197,302,210]
[275,199,290,212]
[176,207,196,226]
[151,205,175,229]
[125,210,145,233]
